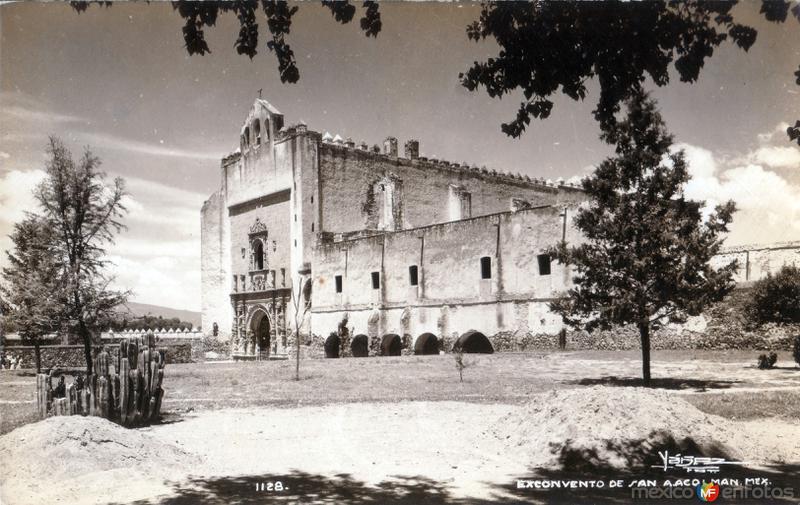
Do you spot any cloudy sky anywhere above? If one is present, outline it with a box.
[1,2,799,312]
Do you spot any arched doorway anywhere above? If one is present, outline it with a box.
[381,334,402,356]
[251,310,271,358]
[414,333,439,355]
[454,330,493,354]
[351,334,369,357]
[324,333,340,358]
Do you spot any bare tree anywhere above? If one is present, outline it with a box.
[289,274,312,381]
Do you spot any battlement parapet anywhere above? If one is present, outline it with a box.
[315,132,585,193]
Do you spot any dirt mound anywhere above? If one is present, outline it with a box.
[491,386,769,470]
[0,416,196,485]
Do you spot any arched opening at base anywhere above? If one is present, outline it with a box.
[249,310,271,357]
[454,330,493,354]
[414,333,439,355]
[324,333,340,358]
[381,334,402,356]
[351,334,369,357]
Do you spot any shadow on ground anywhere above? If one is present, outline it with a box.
[111,472,526,505]
[571,376,739,391]
[108,433,800,505]
[499,432,800,505]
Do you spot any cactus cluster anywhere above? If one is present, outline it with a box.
[36,336,166,427]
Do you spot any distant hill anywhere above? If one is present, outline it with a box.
[117,302,201,329]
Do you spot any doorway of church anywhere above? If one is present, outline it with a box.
[255,313,271,359]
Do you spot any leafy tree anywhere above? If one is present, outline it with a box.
[72,0,381,85]
[549,91,738,385]
[461,1,799,140]
[73,1,798,144]
[33,137,130,374]
[744,265,800,326]
[1,216,63,372]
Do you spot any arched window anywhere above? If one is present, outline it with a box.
[253,240,264,270]
[253,119,261,145]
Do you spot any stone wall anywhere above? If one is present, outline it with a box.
[311,205,582,349]
[2,343,193,370]
[201,190,232,339]
[712,241,800,283]
[316,141,585,235]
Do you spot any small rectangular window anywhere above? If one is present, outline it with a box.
[480,256,492,279]
[335,275,343,293]
[311,222,315,232]
[538,254,551,275]
[409,265,419,286]
[371,271,380,290]
[311,195,314,203]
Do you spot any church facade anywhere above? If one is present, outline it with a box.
[200,99,588,357]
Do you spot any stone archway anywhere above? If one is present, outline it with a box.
[414,333,439,355]
[324,333,340,358]
[250,310,271,357]
[381,334,402,356]
[454,330,493,354]
[351,334,369,357]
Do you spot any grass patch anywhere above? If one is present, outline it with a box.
[685,390,800,421]
[2,350,797,434]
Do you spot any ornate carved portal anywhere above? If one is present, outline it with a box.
[231,291,290,359]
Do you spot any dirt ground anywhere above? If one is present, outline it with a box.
[1,386,799,505]
[1,351,799,504]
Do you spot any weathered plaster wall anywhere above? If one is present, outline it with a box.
[311,205,582,348]
[224,101,288,208]
[228,192,292,289]
[712,242,800,283]
[316,143,585,235]
[200,190,231,338]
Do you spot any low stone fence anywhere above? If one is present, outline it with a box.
[2,343,192,370]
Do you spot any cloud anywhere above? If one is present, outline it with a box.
[0,168,204,311]
[1,90,221,162]
[0,169,47,270]
[566,164,596,185]
[1,105,84,125]
[676,143,800,245]
[107,254,201,311]
[756,122,791,144]
[749,145,800,169]
[76,132,221,161]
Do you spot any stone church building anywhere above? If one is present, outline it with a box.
[200,99,799,358]
[201,99,588,358]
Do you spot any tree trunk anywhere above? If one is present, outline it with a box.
[34,342,42,374]
[295,325,300,381]
[638,321,651,386]
[80,319,93,375]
